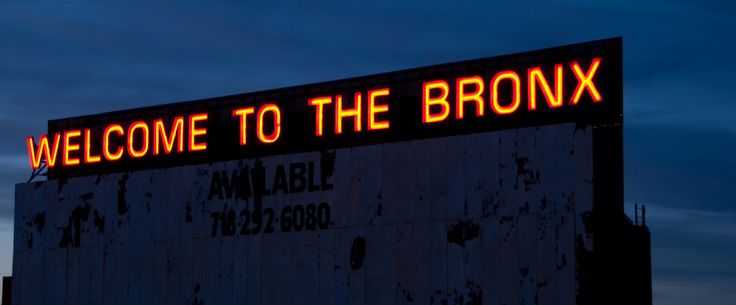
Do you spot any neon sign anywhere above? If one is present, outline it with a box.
[26,38,622,178]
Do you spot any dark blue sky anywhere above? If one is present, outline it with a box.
[1,1,734,304]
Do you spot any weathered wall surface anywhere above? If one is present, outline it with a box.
[13,122,593,305]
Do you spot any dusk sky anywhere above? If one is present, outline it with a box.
[1,1,734,304]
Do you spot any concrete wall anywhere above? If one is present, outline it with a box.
[13,122,594,305]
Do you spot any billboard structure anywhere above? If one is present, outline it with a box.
[12,38,645,305]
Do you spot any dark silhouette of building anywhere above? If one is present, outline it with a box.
[2,277,11,305]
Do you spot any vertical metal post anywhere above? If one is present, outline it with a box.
[635,204,638,225]
[642,205,647,226]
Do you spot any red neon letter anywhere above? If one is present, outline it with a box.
[456,76,485,119]
[335,94,361,134]
[63,130,82,166]
[422,80,450,123]
[257,104,281,143]
[232,107,255,145]
[26,133,61,169]
[84,129,101,164]
[570,58,603,104]
[490,71,521,115]
[368,88,390,130]
[154,117,184,155]
[308,96,332,136]
[127,121,150,158]
[528,64,564,110]
[103,124,124,161]
[189,113,208,151]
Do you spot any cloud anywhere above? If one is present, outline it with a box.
[0,204,12,221]
[0,154,29,172]
[654,279,736,305]
[624,124,736,212]
[634,203,736,240]
[627,203,736,282]
[625,203,736,304]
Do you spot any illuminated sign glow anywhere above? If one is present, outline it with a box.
[26,38,622,178]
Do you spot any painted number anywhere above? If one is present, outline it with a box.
[210,203,330,237]
[280,202,330,233]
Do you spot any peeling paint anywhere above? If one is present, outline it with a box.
[117,174,129,215]
[431,281,482,305]
[185,203,193,223]
[515,156,540,191]
[59,204,92,248]
[32,212,45,233]
[57,178,68,193]
[92,210,105,234]
[80,192,94,202]
[398,282,413,303]
[447,220,479,247]
[189,283,205,305]
[350,236,366,270]
[320,149,336,179]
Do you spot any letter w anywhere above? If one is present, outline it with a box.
[27,133,62,169]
